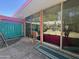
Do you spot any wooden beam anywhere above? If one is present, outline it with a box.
[40,10,43,45]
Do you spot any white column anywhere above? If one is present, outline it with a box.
[60,0,64,49]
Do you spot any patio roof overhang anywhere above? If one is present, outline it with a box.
[14,0,66,18]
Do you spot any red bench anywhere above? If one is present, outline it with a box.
[43,34,72,46]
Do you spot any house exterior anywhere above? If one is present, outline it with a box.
[14,0,79,58]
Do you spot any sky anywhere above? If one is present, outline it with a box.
[0,0,28,17]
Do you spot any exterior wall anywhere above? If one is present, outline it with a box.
[0,15,23,40]
[14,0,79,57]
[26,0,79,56]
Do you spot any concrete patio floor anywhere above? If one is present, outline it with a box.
[0,37,49,59]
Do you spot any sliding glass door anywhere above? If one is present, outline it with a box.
[63,0,79,55]
[43,4,61,47]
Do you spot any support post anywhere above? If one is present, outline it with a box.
[23,18,26,37]
[60,0,64,49]
[40,10,43,45]
[30,16,33,37]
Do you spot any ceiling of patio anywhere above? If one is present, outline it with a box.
[14,0,66,19]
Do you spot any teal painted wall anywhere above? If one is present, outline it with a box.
[0,20,23,40]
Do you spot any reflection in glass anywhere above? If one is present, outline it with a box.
[63,0,79,55]
[43,4,61,47]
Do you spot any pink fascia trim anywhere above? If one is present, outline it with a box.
[13,0,32,17]
[0,15,24,23]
